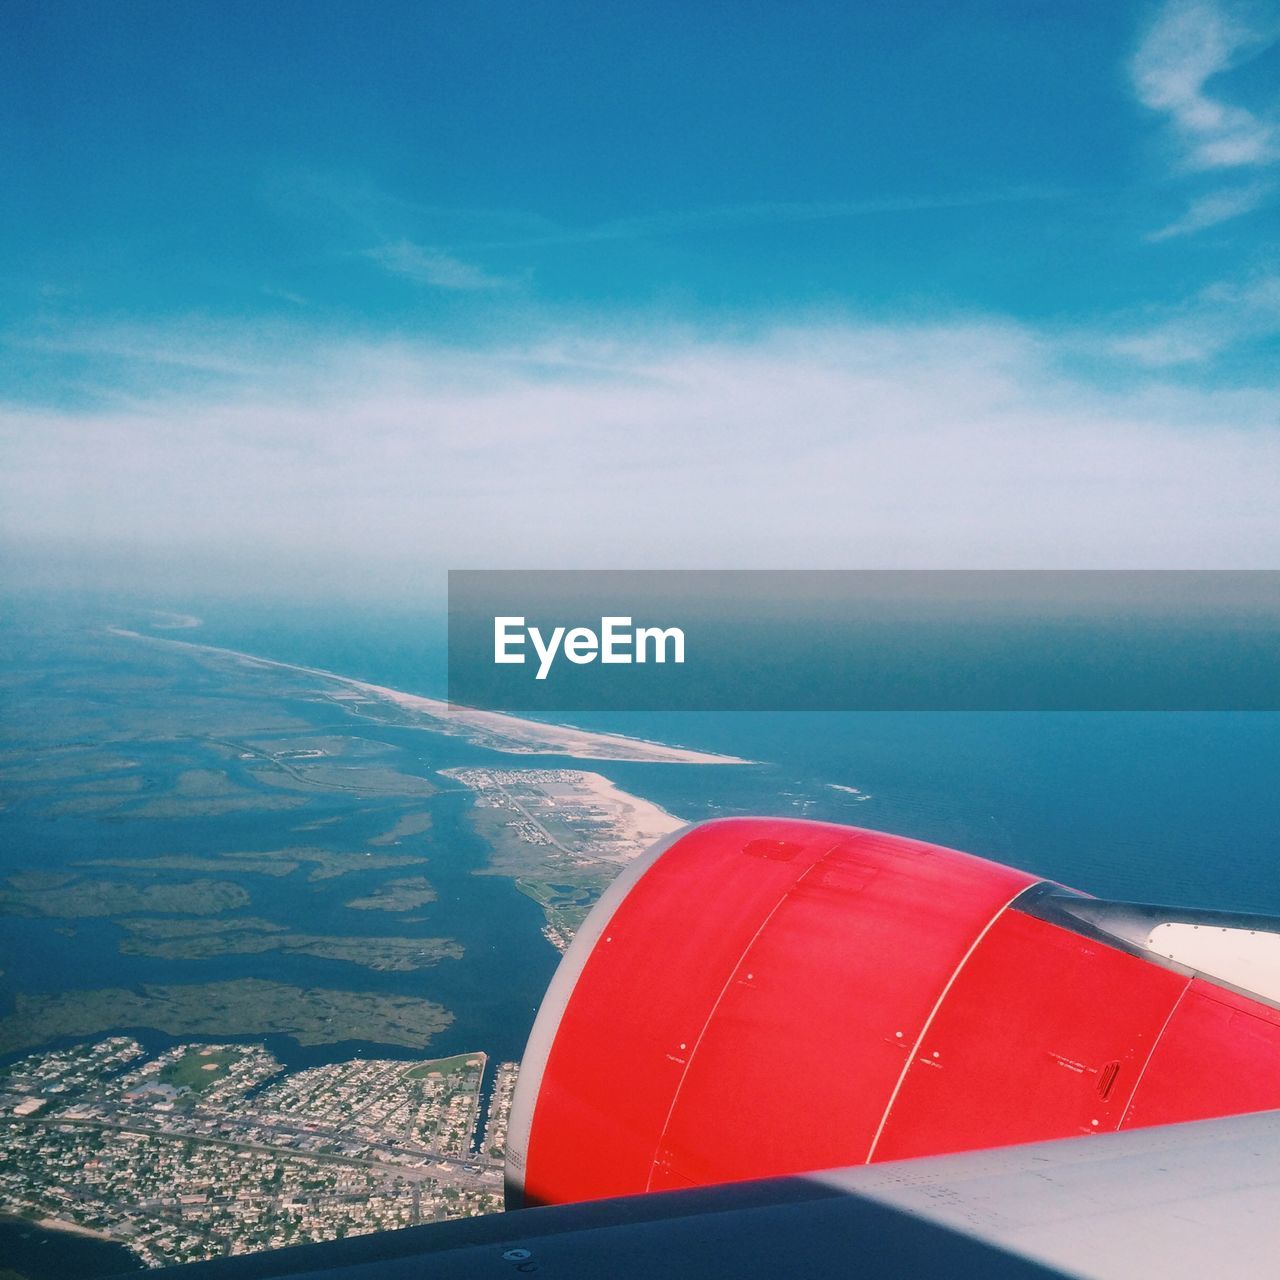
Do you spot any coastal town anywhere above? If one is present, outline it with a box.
[444,766,683,864]
[0,1037,518,1268]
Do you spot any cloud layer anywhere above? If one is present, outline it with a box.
[3,317,1277,599]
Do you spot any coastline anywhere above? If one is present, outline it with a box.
[1,1208,117,1244]
[0,1213,142,1279]
[576,769,685,856]
[441,765,686,865]
[345,681,749,765]
[108,627,752,766]
[34,1214,114,1241]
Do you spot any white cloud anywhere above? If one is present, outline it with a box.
[1147,179,1273,238]
[1132,0,1278,171]
[1131,0,1279,239]
[280,168,1061,257]
[1,318,1277,600]
[1108,271,1280,363]
[362,239,509,289]
[471,189,1064,249]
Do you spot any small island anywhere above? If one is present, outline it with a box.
[0,978,455,1055]
[344,876,438,912]
[0,875,250,919]
[82,846,428,882]
[116,916,462,971]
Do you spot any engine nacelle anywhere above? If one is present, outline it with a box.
[507,818,1280,1208]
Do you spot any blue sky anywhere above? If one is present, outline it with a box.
[2,1,1278,597]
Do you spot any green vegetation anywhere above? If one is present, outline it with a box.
[128,768,308,819]
[0,750,139,783]
[82,854,300,878]
[368,810,434,847]
[403,1052,484,1080]
[0,979,454,1055]
[81,847,427,881]
[517,878,598,912]
[460,792,621,943]
[159,1046,241,1092]
[117,917,463,971]
[4,871,76,892]
[344,876,437,911]
[516,876,606,938]
[0,876,250,918]
[126,793,308,817]
[253,764,437,798]
[300,850,425,881]
[119,917,287,940]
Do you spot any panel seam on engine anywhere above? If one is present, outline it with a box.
[1117,977,1191,1129]
[863,880,1041,1164]
[642,852,837,1192]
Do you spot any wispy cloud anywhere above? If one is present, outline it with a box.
[467,188,1064,250]
[1147,179,1274,239]
[261,285,310,307]
[1132,0,1278,171]
[266,169,541,285]
[1131,0,1279,238]
[1108,271,1280,364]
[361,239,511,290]
[281,168,1061,261]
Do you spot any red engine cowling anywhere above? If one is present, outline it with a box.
[506,818,1280,1208]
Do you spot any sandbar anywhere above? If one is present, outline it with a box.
[109,628,751,765]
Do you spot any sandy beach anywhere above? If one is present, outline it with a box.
[443,765,685,863]
[109,628,751,765]
[575,769,685,853]
[35,1214,114,1240]
[340,680,748,764]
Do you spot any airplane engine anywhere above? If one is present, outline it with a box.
[506,817,1280,1208]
